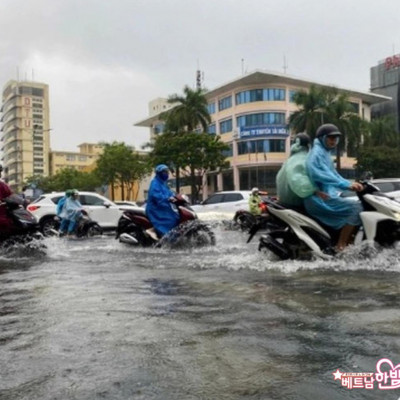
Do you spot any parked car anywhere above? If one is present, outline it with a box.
[27,191,144,234]
[191,191,252,215]
[114,200,138,207]
[341,178,400,201]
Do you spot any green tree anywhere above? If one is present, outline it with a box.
[365,115,399,148]
[95,142,151,200]
[289,85,363,170]
[148,131,229,202]
[24,168,102,193]
[160,85,212,192]
[356,145,400,178]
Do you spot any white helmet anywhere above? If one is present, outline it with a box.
[251,187,259,194]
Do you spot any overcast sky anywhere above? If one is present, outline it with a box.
[0,0,399,152]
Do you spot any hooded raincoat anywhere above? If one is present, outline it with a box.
[0,180,14,235]
[276,142,317,207]
[146,174,180,236]
[304,138,362,229]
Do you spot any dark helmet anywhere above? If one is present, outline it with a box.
[295,132,311,147]
[316,124,342,139]
[0,164,2,172]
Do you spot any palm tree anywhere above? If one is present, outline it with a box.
[289,85,329,138]
[367,115,399,148]
[290,85,363,171]
[164,85,211,132]
[160,85,211,192]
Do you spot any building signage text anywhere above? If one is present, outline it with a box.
[239,125,289,138]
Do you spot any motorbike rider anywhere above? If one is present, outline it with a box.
[146,164,180,239]
[276,133,328,211]
[0,164,15,235]
[64,189,83,238]
[57,189,73,236]
[249,188,262,215]
[304,124,363,251]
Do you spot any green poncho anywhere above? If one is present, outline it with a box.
[276,142,316,207]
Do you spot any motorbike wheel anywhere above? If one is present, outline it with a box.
[233,212,256,231]
[41,216,60,237]
[186,224,216,247]
[86,223,103,238]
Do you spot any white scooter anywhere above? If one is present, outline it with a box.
[258,181,400,260]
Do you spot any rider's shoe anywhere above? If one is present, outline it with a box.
[145,228,159,241]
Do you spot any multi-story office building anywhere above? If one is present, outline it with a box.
[370,54,400,131]
[136,70,389,197]
[0,80,51,191]
[50,143,105,175]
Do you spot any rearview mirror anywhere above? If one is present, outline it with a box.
[103,201,111,208]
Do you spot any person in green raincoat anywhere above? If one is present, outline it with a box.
[276,133,328,211]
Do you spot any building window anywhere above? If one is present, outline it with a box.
[154,123,164,134]
[236,89,286,104]
[219,119,233,134]
[289,90,298,103]
[208,123,216,135]
[218,96,232,111]
[79,156,87,162]
[237,139,286,154]
[207,102,216,114]
[66,155,76,161]
[237,112,286,127]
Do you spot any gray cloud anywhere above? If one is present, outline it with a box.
[0,0,399,152]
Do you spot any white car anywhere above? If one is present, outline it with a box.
[27,191,144,234]
[341,178,400,201]
[191,190,252,216]
[114,200,138,207]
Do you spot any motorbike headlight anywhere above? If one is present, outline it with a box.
[394,212,400,221]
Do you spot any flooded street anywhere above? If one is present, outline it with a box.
[1,225,400,400]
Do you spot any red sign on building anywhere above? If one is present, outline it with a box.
[385,55,400,70]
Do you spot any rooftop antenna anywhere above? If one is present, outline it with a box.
[283,54,288,74]
[196,59,202,89]
[16,66,20,81]
[241,58,245,75]
[32,68,35,81]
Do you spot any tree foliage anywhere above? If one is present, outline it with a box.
[24,168,102,193]
[95,141,151,200]
[148,131,229,201]
[356,145,400,178]
[289,85,364,170]
[150,85,217,198]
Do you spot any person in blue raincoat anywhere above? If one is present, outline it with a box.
[304,124,363,250]
[65,189,83,237]
[146,164,180,238]
[276,132,328,210]
[57,189,73,236]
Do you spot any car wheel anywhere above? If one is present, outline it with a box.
[41,216,59,237]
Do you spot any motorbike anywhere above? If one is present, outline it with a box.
[0,194,44,248]
[115,194,216,247]
[49,210,103,238]
[233,195,282,233]
[257,181,400,260]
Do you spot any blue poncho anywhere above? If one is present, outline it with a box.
[304,138,362,229]
[146,175,180,236]
[65,197,83,222]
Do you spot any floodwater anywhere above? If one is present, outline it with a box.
[1,223,400,400]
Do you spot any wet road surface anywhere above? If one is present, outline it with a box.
[1,225,400,399]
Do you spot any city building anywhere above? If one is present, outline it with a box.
[370,54,400,130]
[0,80,51,191]
[50,143,104,175]
[136,70,390,198]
